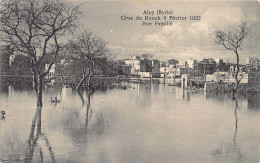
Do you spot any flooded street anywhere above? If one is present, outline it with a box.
[1,83,260,162]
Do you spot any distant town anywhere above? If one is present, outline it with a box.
[1,44,260,92]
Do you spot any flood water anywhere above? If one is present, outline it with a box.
[1,83,260,163]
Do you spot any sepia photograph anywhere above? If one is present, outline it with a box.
[0,0,260,162]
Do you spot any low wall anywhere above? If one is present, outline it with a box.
[204,82,248,92]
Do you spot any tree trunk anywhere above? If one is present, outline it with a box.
[36,76,43,108]
[76,74,88,91]
[77,89,85,106]
[86,73,95,95]
[232,51,240,96]
[87,73,93,87]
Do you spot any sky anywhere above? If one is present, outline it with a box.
[71,0,260,63]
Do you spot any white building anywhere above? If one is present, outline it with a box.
[125,55,141,74]
[160,65,181,78]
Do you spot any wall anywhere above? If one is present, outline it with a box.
[204,82,248,92]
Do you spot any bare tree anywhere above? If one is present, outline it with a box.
[66,30,110,90]
[215,22,249,95]
[0,0,80,107]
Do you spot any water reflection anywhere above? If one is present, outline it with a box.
[62,87,111,142]
[247,92,260,111]
[1,83,260,162]
[137,84,151,107]
[24,107,55,163]
[211,98,245,162]
[206,92,226,101]
[0,85,9,96]
[181,89,191,102]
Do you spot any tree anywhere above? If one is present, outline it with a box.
[0,0,80,107]
[66,30,110,90]
[215,22,249,95]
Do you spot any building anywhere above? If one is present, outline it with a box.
[125,55,159,77]
[246,58,260,65]
[206,71,248,84]
[160,61,167,68]
[125,55,142,74]
[179,61,188,69]
[196,58,218,76]
[151,60,160,78]
[166,59,179,67]
[117,65,131,76]
[246,58,260,73]
[45,64,56,79]
[0,45,12,75]
[197,62,215,76]
[248,68,260,91]
[187,58,197,69]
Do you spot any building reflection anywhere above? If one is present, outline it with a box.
[205,92,226,102]
[137,83,151,107]
[151,82,159,94]
[247,92,260,111]
[205,91,260,111]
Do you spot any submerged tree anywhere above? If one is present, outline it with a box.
[66,30,110,90]
[0,0,80,107]
[215,22,249,95]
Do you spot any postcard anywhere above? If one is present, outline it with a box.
[0,0,260,162]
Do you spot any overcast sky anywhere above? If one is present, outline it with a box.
[72,0,260,63]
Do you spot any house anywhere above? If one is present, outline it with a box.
[167,59,179,67]
[125,55,159,77]
[125,55,142,74]
[197,62,215,76]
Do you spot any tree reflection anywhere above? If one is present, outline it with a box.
[24,107,55,163]
[77,89,85,107]
[77,87,94,132]
[211,97,245,161]
[85,88,93,132]
[233,98,238,147]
